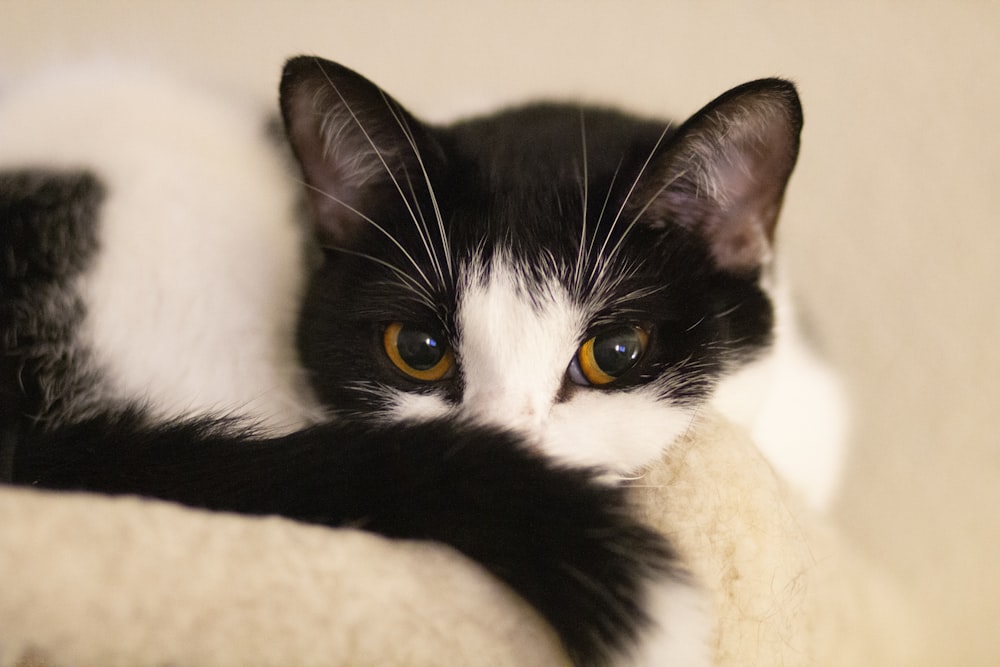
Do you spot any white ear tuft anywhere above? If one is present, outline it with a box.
[279,56,443,249]
[636,79,802,273]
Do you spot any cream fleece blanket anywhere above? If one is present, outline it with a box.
[0,412,920,667]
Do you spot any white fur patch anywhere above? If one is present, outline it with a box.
[456,257,583,432]
[625,577,713,667]
[544,388,696,474]
[383,254,697,475]
[383,387,452,422]
[0,65,322,432]
[712,274,848,509]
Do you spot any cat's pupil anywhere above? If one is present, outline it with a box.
[592,328,644,377]
[395,327,445,371]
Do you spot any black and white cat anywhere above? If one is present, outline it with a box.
[0,57,845,665]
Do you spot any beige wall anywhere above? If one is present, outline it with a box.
[4,1,999,661]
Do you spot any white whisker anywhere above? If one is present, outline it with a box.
[714,303,742,319]
[398,158,446,287]
[323,245,437,309]
[313,62,442,289]
[603,167,687,271]
[590,123,672,285]
[585,156,623,290]
[685,315,707,332]
[298,179,436,292]
[381,91,454,284]
[575,108,589,290]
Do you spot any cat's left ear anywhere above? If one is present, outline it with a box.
[634,79,802,273]
[279,56,444,249]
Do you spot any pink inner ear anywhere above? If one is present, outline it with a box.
[637,81,801,274]
[281,76,377,248]
[701,138,790,270]
[280,57,446,253]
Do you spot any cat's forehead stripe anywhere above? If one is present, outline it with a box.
[454,254,586,426]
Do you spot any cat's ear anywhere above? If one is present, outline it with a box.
[279,56,443,247]
[635,79,802,273]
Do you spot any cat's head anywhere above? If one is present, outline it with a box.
[280,56,801,473]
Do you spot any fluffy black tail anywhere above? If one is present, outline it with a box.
[11,411,676,666]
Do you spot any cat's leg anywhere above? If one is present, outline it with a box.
[12,410,683,667]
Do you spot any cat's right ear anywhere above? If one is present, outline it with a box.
[631,78,803,274]
[280,56,444,248]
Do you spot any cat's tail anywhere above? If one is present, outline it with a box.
[13,410,693,666]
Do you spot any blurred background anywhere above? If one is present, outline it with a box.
[3,1,998,662]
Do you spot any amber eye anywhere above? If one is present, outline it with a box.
[570,325,649,386]
[383,322,455,382]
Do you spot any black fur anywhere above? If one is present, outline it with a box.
[1,170,105,459]
[13,410,675,665]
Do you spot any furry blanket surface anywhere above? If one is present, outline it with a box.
[0,413,920,666]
